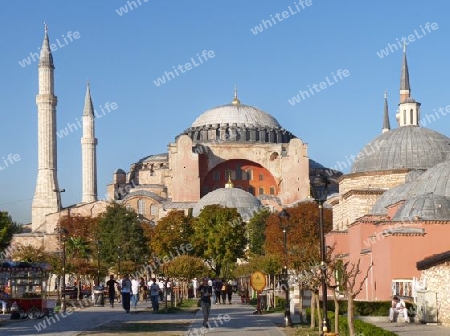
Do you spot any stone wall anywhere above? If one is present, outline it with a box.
[422,265,450,326]
[333,171,407,230]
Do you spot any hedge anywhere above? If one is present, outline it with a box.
[306,308,398,336]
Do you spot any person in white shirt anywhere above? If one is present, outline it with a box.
[192,278,198,298]
[131,277,140,308]
[389,296,409,322]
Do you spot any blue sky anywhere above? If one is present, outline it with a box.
[1,0,449,224]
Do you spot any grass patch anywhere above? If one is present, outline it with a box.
[81,320,191,335]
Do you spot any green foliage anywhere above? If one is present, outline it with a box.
[326,300,410,316]
[164,255,209,281]
[306,308,397,336]
[97,202,150,269]
[150,210,193,257]
[247,207,270,256]
[0,211,20,252]
[191,205,247,276]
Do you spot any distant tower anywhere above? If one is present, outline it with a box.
[81,83,98,203]
[32,24,59,231]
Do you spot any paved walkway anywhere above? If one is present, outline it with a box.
[2,297,448,335]
[358,316,450,336]
[0,295,287,336]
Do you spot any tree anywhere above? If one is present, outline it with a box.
[11,244,49,262]
[0,211,21,252]
[264,202,332,327]
[247,207,271,256]
[338,259,373,336]
[150,210,193,257]
[97,203,150,273]
[191,205,247,276]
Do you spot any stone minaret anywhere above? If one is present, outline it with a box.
[399,43,411,103]
[32,24,59,232]
[382,91,390,133]
[81,83,98,203]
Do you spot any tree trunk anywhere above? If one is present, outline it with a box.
[332,289,339,334]
[316,290,322,332]
[310,291,316,329]
[348,295,355,336]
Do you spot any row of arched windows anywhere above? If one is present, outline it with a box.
[136,199,158,216]
[402,109,415,124]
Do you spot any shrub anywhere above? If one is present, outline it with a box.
[306,308,397,336]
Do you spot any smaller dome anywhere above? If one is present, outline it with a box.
[114,168,126,175]
[392,193,450,221]
[371,182,413,214]
[193,188,262,221]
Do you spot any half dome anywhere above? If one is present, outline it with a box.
[193,187,262,221]
[392,193,450,221]
[371,182,413,215]
[405,160,450,198]
[351,126,450,173]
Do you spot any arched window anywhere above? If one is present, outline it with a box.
[259,173,264,181]
[236,185,243,189]
[270,186,275,195]
[138,199,145,215]
[410,109,414,124]
[403,110,406,124]
[248,186,255,195]
[259,187,264,195]
[213,171,220,181]
[150,204,158,216]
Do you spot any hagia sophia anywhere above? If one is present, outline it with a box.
[11,26,450,324]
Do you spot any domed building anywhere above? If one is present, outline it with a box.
[107,89,341,223]
[327,48,450,320]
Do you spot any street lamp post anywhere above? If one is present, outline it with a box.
[310,174,330,335]
[53,188,66,312]
[97,240,102,286]
[278,209,292,327]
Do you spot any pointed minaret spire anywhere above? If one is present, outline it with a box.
[400,42,411,103]
[39,22,54,69]
[32,24,59,231]
[81,83,98,203]
[231,84,240,105]
[83,82,95,116]
[382,91,390,133]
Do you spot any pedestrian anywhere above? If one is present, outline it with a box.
[198,277,213,327]
[220,278,227,304]
[121,274,132,313]
[214,278,222,304]
[192,277,198,298]
[131,276,140,308]
[149,278,160,311]
[139,277,147,302]
[106,274,119,308]
[226,280,233,304]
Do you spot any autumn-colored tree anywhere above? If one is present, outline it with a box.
[264,202,332,327]
[191,205,247,277]
[150,210,193,258]
[264,202,332,270]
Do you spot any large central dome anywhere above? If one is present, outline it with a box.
[181,93,296,144]
[191,103,281,129]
